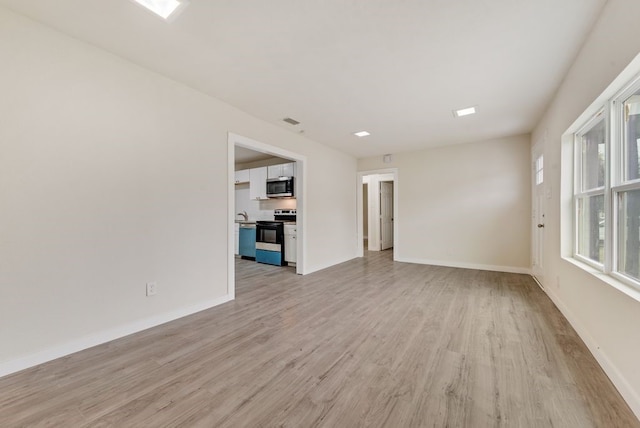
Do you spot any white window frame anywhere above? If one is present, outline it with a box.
[610,79,640,288]
[573,110,607,270]
[572,72,640,291]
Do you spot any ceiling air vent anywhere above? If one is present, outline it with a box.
[283,117,300,126]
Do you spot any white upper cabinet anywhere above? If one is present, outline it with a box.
[282,162,296,178]
[249,167,268,200]
[234,169,250,184]
[267,162,296,179]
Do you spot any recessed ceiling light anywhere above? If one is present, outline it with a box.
[131,0,188,20]
[453,106,478,117]
[354,131,371,137]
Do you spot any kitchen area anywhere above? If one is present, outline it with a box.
[234,154,298,272]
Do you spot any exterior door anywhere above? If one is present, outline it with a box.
[380,181,394,250]
[532,147,545,286]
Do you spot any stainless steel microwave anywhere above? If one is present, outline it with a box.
[266,176,294,198]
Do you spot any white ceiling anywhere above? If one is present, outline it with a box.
[235,146,291,165]
[235,147,275,164]
[0,0,606,158]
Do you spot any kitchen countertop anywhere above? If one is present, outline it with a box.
[235,220,257,225]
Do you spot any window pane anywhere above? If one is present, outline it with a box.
[535,155,544,185]
[577,195,605,264]
[624,92,640,181]
[580,119,606,191]
[618,189,640,281]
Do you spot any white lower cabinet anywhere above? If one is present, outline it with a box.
[234,223,240,255]
[284,224,297,264]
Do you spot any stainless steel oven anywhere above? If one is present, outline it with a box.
[255,221,285,266]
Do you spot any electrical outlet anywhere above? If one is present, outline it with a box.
[146,282,157,296]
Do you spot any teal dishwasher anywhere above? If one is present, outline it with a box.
[239,224,256,260]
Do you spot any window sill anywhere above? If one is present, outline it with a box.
[562,256,640,304]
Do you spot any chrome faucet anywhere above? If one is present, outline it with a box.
[237,211,248,221]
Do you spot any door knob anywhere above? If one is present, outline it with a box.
[537,223,545,228]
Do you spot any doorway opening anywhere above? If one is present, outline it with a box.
[227,133,306,299]
[357,169,399,259]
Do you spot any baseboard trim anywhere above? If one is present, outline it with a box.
[0,294,234,379]
[543,287,640,420]
[395,256,531,275]
[531,275,545,291]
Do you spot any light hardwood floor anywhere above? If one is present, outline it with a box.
[1,251,638,427]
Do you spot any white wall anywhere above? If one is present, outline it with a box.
[531,0,640,417]
[358,135,531,273]
[0,7,356,375]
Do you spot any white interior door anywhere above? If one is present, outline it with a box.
[532,147,545,285]
[380,181,394,250]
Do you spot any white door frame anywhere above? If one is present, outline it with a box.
[531,141,545,286]
[363,173,393,251]
[227,133,307,299]
[357,168,399,259]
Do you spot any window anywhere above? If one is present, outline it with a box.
[616,89,640,283]
[573,75,640,289]
[575,114,606,266]
[535,155,544,185]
